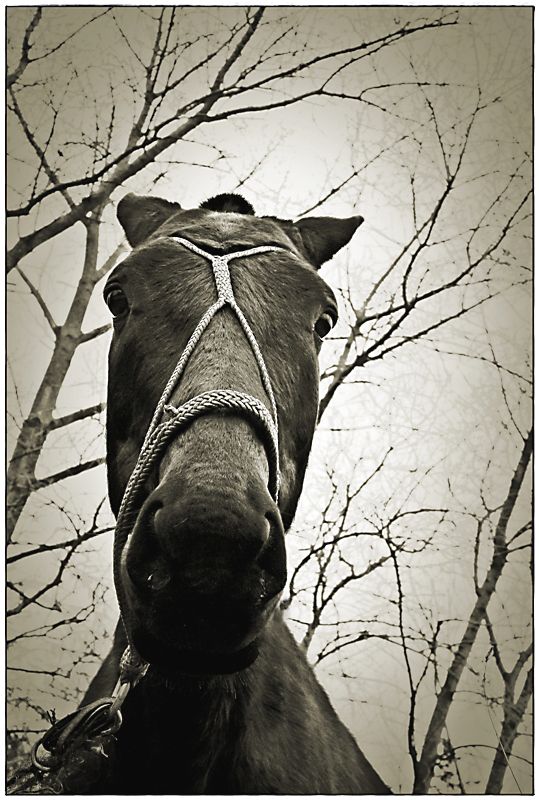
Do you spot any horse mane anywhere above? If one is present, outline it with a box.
[199,193,255,215]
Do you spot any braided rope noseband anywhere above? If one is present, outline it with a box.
[113,236,288,687]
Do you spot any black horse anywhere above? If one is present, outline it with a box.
[83,191,390,794]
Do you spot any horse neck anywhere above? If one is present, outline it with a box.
[113,614,286,792]
[134,661,250,747]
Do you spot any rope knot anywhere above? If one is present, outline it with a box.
[119,646,149,686]
[211,256,234,302]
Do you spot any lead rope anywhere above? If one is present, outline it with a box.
[113,237,286,692]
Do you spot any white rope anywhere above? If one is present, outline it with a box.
[114,236,288,685]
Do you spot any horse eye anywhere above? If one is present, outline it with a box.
[105,288,129,318]
[314,311,336,339]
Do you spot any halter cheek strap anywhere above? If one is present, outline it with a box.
[113,236,288,687]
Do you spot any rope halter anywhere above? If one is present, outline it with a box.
[113,236,288,688]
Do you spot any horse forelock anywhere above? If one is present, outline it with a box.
[199,193,255,215]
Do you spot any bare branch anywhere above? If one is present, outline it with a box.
[47,403,105,432]
[7,8,42,88]
[17,269,58,335]
[32,457,106,492]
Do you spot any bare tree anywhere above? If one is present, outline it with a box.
[7,8,531,792]
[279,37,531,788]
[285,394,531,792]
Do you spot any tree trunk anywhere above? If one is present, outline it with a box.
[413,431,532,793]
[485,668,533,793]
[8,219,101,540]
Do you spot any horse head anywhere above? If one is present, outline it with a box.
[105,192,362,677]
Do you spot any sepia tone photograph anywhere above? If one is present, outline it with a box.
[7,5,532,794]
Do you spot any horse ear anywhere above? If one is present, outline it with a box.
[117,193,182,247]
[294,215,364,269]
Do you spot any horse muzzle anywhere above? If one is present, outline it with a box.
[121,473,287,673]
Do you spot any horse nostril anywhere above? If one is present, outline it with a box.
[126,502,172,595]
[256,510,286,582]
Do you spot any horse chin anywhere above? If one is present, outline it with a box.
[124,576,282,677]
[133,626,260,677]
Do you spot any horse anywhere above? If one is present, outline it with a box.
[82,190,390,794]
